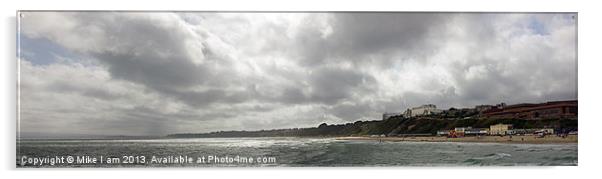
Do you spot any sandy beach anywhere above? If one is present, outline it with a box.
[336,135,577,144]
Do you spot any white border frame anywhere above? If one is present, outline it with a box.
[3,0,601,179]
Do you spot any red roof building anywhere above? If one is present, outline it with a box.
[481,100,577,120]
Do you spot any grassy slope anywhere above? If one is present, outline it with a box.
[168,117,577,138]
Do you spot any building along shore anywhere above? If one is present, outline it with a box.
[336,134,577,144]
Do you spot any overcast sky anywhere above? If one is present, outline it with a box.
[18,12,577,136]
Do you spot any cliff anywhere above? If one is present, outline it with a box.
[167,116,577,138]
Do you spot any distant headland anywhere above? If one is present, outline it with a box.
[168,100,577,143]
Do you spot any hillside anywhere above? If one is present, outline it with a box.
[167,116,577,138]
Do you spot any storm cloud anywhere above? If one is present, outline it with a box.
[18,12,577,136]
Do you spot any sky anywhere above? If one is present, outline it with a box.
[18,12,577,137]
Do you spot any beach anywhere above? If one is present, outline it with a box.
[336,135,577,144]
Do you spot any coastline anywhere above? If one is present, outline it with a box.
[336,135,577,144]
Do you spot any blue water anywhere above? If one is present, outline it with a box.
[16,137,577,167]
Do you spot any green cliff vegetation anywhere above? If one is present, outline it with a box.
[167,116,577,138]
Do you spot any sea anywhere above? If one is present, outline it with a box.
[16,137,577,167]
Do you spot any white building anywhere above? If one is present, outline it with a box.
[404,104,442,118]
[490,124,513,135]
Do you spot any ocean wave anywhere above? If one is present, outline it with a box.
[469,153,512,161]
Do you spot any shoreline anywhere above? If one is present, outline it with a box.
[336,135,577,144]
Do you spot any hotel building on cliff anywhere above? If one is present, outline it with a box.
[403,104,442,118]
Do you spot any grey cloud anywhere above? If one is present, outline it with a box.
[80,14,214,89]
[97,106,176,136]
[18,12,577,136]
[329,13,446,56]
[264,66,377,105]
[94,52,209,90]
[294,13,449,67]
[278,87,309,104]
[330,102,376,121]
[25,12,250,108]
[451,56,577,106]
[308,67,376,104]
[47,82,124,100]
[400,87,461,110]
[164,88,252,107]
[445,14,577,106]
[256,65,377,106]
